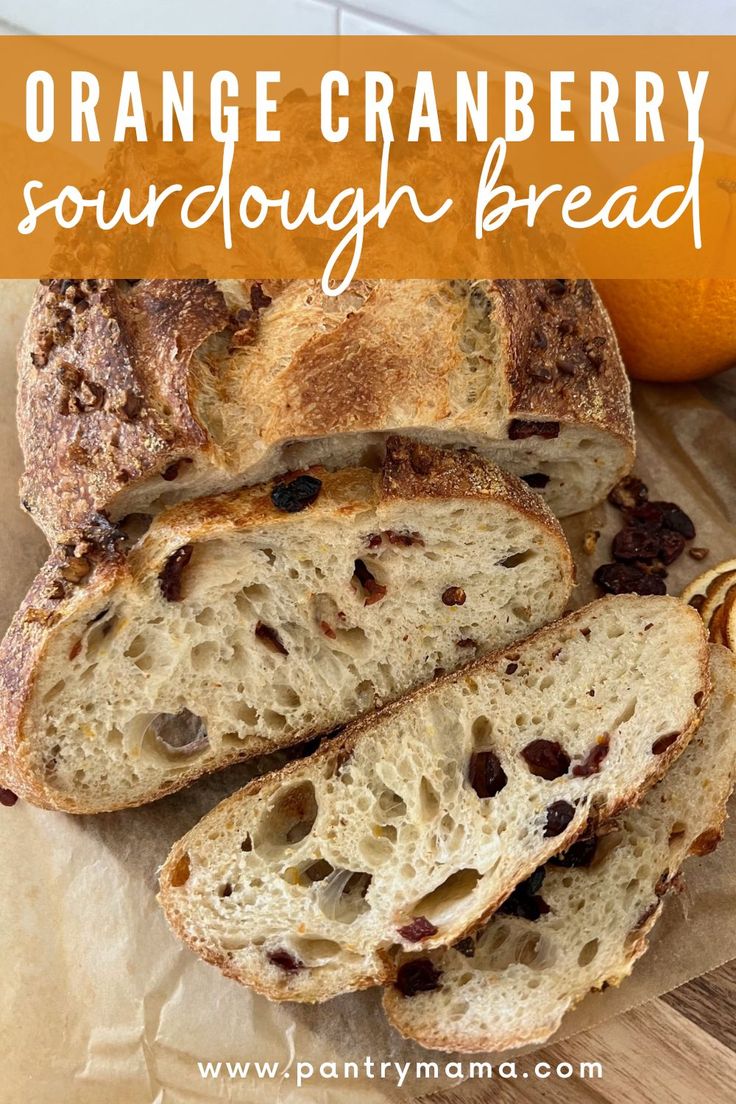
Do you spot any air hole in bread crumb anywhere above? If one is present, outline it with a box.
[318,870,372,923]
[501,550,535,569]
[259,781,318,847]
[412,869,481,925]
[418,777,441,820]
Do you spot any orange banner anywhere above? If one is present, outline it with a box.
[1,36,735,280]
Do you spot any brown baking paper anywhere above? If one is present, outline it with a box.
[1,280,735,1104]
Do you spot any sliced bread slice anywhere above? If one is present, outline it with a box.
[0,439,573,814]
[158,596,709,1003]
[383,644,736,1053]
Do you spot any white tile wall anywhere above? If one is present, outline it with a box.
[1,0,735,35]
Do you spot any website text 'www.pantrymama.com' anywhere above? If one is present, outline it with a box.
[197,1054,604,1089]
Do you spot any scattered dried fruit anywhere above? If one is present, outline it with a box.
[498,868,550,921]
[629,501,696,540]
[593,563,667,596]
[550,835,598,868]
[521,739,571,780]
[271,475,322,513]
[571,738,610,777]
[689,547,709,561]
[397,916,439,942]
[250,283,273,311]
[0,788,18,807]
[452,937,476,958]
[468,750,508,798]
[159,545,193,602]
[267,948,302,972]
[608,475,648,511]
[612,526,660,562]
[544,800,576,837]
[395,958,442,997]
[255,622,289,656]
[441,586,466,607]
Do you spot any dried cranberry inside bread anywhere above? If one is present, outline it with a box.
[0,439,573,813]
[158,596,708,1003]
[17,278,634,543]
[383,644,736,1053]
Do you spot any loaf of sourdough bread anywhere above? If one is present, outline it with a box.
[158,596,708,1003]
[18,278,634,543]
[0,439,573,813]
[384,644,736,1053]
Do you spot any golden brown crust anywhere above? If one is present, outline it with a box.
[18,278,634,544]
[494,279,633,441]
[17,279,229,542]
[0,441,572,813]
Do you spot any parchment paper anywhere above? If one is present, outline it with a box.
[1,280,735,1104]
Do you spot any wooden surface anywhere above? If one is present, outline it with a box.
[426,960,736,1103]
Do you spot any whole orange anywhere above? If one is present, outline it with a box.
[596,278,736,383]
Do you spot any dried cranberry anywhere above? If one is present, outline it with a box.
[628,501,696,540]
[158,544,193,602]
[353,559,387,605]
[385,530,424,547]
[572,738,610,778]
[397,916,438,942]
[468,750,508,798]
[521,739,570,780]
[453,936,476,957]
[593,563,667,596]
[544,800,576,837]
[545,279,567,297]
[508,419,560,440]
[250,283,272,311]
[0,788,18,807]
[608,476,649,512]
[656,502,696,539]
[657,529,686,566]
[652,732,679,754]
[521,473,550,488]
[612,526,660,563]
[255,622,289,655]
[395,959,442,997]
[271,475,322,513]
[267,948,302,973]
[441,586,466,607]
[498,867,550,921]
[550,835,598,868]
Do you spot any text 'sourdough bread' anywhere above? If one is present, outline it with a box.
[18,278,634,542]
[158,596,708,1004]
[0,439,573,813]
[384,644,736,1053]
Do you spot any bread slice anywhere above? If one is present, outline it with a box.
[383,644,736,1053]
[158,596,708,1004]
[17,278,634,543]
[0,439,573,814]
